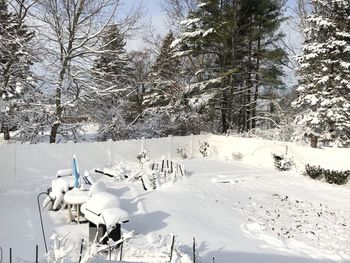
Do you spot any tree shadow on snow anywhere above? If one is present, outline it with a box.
[124,210,170,235]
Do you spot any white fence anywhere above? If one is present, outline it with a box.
[0,134,211,184]
[1,134,349,184]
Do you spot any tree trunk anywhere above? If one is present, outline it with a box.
[251,34,261,129]
[310,134,318,148]
[49,122,59,143]
[3,124,10,140]
[221,91,229,133]
[245,16,253,131]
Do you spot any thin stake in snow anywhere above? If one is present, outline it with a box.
[35,245,38,263]
[0,246,2,263]
[78,239,84,263]
[119,241,123,261]
[161,160,165,172]
[9,248,12,263]
[169,235,175,262]
[178,164,184,177]
[193,237,196,263]
[141,178,148,191]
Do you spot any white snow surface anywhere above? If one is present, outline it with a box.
[0,156,350,262]
[1,136,350,262]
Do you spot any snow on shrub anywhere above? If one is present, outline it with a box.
[304,164,323,179]
[272,153,293,171]
[103,159,186,191]
[199,141,209,157]
[232,152,243,161]
[47,232,193,263]
[323,169,349,185]
[137,150,149,163]
[304,164,350,185]
[176,146,188,159]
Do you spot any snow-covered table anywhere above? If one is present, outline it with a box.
[63,188,89,224]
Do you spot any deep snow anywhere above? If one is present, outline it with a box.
[0,157,350,262]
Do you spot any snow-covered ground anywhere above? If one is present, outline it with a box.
[0,157,349,263]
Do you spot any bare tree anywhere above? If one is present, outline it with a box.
[32,0,143,143]
[287,0,314,37]
[160,0,197,28]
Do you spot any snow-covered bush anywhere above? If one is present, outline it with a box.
[304,164,323,179]
[272,153,293,171]
[304,164,349,185]
[104,159,185,190]
[199,141,209,157]
[235,126,295,142]
[232,152,243,161]
[176,146,188,159]
[137,150,149,163]
[324,169,349,185]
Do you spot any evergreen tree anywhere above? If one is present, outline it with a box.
[293,0,350,147]
[0,0,35,140]
[87,24,136,141]
[173,0,287,133]
[143,31,181,110]
[142,31,195,137]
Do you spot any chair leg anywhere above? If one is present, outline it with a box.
[67,204,72,222]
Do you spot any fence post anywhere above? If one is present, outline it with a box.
[168,135,172,159]
[15,142,20,182]
[141,137,145,152]
[190,134,194,159]
[108,139,113,166]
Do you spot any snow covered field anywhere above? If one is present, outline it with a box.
[1,151,350,262]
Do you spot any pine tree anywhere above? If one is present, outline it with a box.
[173,0,287,134]
[87,24,136,141]
[293,0,350,147]
[0,0,35,140]
[142,31,193,137]
[143,31,181,110]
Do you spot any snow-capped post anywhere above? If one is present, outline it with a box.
[168,135,172,159]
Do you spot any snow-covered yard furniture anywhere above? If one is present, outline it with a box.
[56,168,72,177]
[81,191,129,245]
[43,170,94,210]
[43,176,75,210]
[63,188,89,223]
